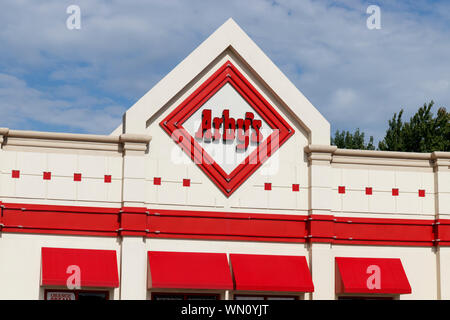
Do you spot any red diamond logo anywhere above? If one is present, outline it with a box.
[160,61,294,197]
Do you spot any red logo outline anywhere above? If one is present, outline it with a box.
[160,61,294,197]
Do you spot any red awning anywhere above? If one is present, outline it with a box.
[230,254,314,292]
[335,257,411,294]
[41,247,119,288]
[148,251,233,290]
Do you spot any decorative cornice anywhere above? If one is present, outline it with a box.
[0,128,151,152]
[304,144,450,167]
[304,145,337,154]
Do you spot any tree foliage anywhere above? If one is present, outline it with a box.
[332,101,449,152]
[378,101,449,152]
[331,128,375,150]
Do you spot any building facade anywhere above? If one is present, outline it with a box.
[0,19,449,300]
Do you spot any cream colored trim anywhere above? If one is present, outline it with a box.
[304,145,337,154]
[120,133,152,144]
[304,144,450,167]
[122,142,148,152]
[304,145,335,165]
[5,129,119,142]
[334,148,432,160]
[432,152,450,160]
[0,128,151,152]
[331,162,434,172]
[2,129,151,143]
[4,138,120,152]
[332,156,432,168]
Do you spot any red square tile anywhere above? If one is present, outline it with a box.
[365,187,372,195]
[12,170,20,178]
[292,184,300,192]
[264,183,272,191]
[154,177,161,185]
[183,179,190,187]
[392,188,399,196]
[419,189,425,197]
[43,172,51,180]
[338,186,345,194]
[104,175,111,183]
[74,173,82,182]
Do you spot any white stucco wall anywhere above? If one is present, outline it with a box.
[0,233,120,300]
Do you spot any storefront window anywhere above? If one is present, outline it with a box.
[152,293,219,300]
[337,296,395,300]
[45,290,109,300]
[234,295,297,300]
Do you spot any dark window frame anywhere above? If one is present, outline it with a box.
[151,292,220,300]
[337,295,396,300]
[44,289,109,300]
[233,294,299,300]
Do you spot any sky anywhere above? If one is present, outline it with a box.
[0,0,449,145]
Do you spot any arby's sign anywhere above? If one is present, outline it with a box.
[194,109,263,151]
[160,61,294,196]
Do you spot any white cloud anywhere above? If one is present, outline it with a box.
[333,88,359,108]
[0,73,124,133]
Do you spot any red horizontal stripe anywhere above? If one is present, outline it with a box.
[333,240,434,247]
[3,202,120,214]
[334,216,434,226]
[334,221,434,243]
[3,209,119,232]
[1,228,118,237]
[148,215,307,240]
[147,233,307,243]
[0,202,448,247]
[150,208,308,221]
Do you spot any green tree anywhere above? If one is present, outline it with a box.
[378,101,449,152]
[331,128,375,150]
